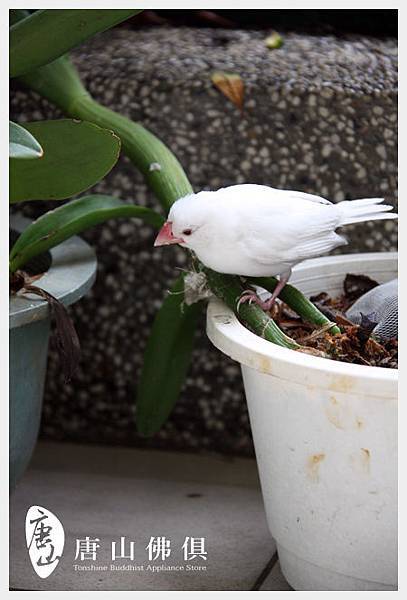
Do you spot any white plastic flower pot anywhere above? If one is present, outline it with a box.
[206,253,397,591]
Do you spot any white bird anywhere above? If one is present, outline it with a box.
[154,184,398,311]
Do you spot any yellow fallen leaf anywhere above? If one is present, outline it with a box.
[211,71,244,113]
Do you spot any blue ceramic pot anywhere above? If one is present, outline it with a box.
[9,215,97,490]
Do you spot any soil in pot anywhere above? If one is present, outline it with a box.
[265,273,398,368]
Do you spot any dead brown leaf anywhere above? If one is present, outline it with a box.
[11,269,81,382]
[344,273,379,303]
[211,71,244,113]
[24,284,81,383]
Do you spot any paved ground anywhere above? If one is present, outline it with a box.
[10,442,292,591]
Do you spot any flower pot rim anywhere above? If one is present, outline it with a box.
[206,252,397,397]
[9,214,97,329]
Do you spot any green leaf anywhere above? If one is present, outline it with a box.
[136,275,201,436]
[9,119,121,203]
[9,121,43,159]
[9,194,164,273]
[9,9,31,27]
[10,9,142,78]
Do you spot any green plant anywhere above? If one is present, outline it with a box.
[10,119,122,203]
[9,9,165,378]
[10,9,339,434]
[9,121,43,159]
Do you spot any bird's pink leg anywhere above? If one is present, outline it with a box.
[260,273,290,311]
[237,271,291,313]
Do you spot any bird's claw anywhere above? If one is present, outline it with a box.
[237,292,253,312]
[237,289,278,314]
[237,290,265,312]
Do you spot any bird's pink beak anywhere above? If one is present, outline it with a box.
[154,221,184,246]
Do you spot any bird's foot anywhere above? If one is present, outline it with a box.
[237,289,276,313]
[237,273,290,315]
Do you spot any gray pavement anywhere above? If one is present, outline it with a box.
[10,442,292,591]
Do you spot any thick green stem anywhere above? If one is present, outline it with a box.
[18,56,192,212]
[71,97,193,212]
[203,268,300,349]
[252,276,341,335]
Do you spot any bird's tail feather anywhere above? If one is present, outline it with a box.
[338,198,398,226]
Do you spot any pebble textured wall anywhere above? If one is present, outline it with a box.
[10,28,397,456]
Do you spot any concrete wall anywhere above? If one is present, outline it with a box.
[10,28,397,455]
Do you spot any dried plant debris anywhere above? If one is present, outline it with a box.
[272,273,397,368]
[10,269,81,381]
[211,71,244,113]
[342,273,379,303]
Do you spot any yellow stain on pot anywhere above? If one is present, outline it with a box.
[325,395,363,431]
[349,448,371,475]
[307,453,325,482]
[330,375,355,394]
[361,447,371,464]
[258,356,273,374]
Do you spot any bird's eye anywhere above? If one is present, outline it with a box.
[182,228,192,236]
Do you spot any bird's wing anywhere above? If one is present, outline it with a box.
[216,184,332,205]
[278,189,333,205]
[234,194,344,268]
